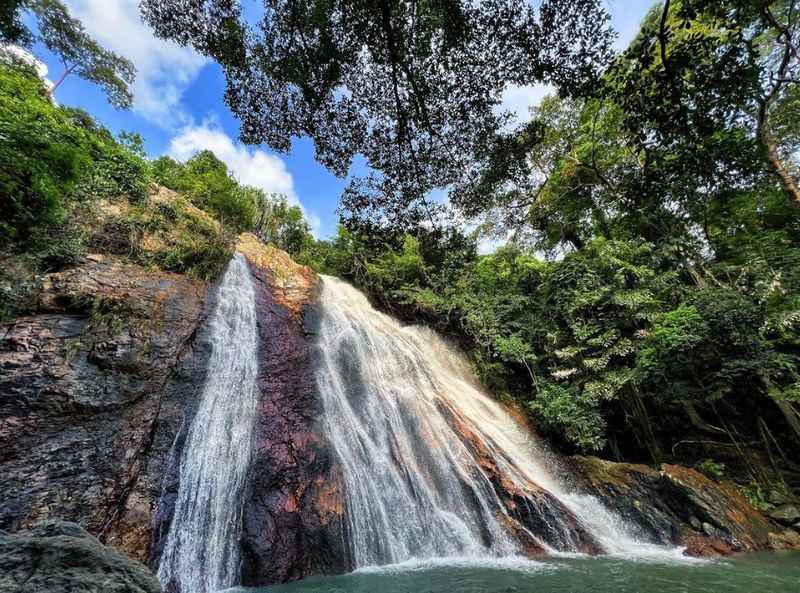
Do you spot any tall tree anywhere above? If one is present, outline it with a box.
[605,0,800,211]
[750,0,800,206]
[453,0,800,259]
[140,0,615,233]
[27,0,136,108]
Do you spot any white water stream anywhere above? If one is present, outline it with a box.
[314,275,683,568]
[157,253,260,593]
[158,264,684,593]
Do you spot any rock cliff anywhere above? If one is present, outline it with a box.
[1,235,797,591]
[0,254,210,563]
[0,522,162,593]
[568,456,800,555]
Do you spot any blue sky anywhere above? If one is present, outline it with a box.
[28,0,657,239]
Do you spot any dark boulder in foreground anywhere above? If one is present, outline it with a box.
[0,521,162,593]
[568,456,800,556]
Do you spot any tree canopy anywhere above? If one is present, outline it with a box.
[141,0,615,233]
[280,1,800,496]
[1,0,136,108]
[0,0,30,44]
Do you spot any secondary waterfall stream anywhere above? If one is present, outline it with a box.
[157,253,259,593]
[314,275,673,568]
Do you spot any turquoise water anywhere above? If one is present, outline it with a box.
[228,552,800,593]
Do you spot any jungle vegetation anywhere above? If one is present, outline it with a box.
[2,1,799,500]
[306,1,799,500]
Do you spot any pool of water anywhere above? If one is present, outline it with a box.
[226,552,800,593]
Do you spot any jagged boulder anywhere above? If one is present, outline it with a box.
[567,456,800,555]
[0,522,161,593]
[768,504,800,526]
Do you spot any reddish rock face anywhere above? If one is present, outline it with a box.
[0,255,210,563]
[236,239,348,584]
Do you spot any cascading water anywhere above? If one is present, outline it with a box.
[314,275,678,569]
[157,253,259,593]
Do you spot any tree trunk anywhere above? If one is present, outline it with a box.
[49,64,77,96]
[755,4,800,209]
[682,401,725,434]
[775,398,800,441]
[761,126,800,207]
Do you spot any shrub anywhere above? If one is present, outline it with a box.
[528,382,607,452]
[76,136,150,202]
[92,192,234,280]
[252,190,315,255]
[27,224,88,271]
[0,254,39,320]
[696,459,726,480]
[153,151,256,232]
[0,63,92,245]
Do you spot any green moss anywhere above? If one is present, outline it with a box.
[695,459,726,480]
[740,482,773,512]
[0,253,40,320]
[62,294,136,363]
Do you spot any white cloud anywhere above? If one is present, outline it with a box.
[497,83,554,126]
[168,122,321,236]
[1,44,52,90]
[63,0,206,125]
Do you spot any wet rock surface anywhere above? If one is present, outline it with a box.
[438,399,601,556]
[0,255,211,563]
[237,235,348,585]
[768,504,800,526]
[568,456,799,556]
[0,521,162,593]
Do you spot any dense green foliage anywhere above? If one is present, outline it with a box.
[0,61,156,247]
[0,0,30,44]
[0,63,92,244]
[152,153,315,254]
[152,152,258,232]
[252,193,315,256]
[293,1,800,493]
[142,0,615,233]
[0,62,313,317]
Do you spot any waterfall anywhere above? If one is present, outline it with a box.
[157,253,259,593]
[314,275,669,568]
